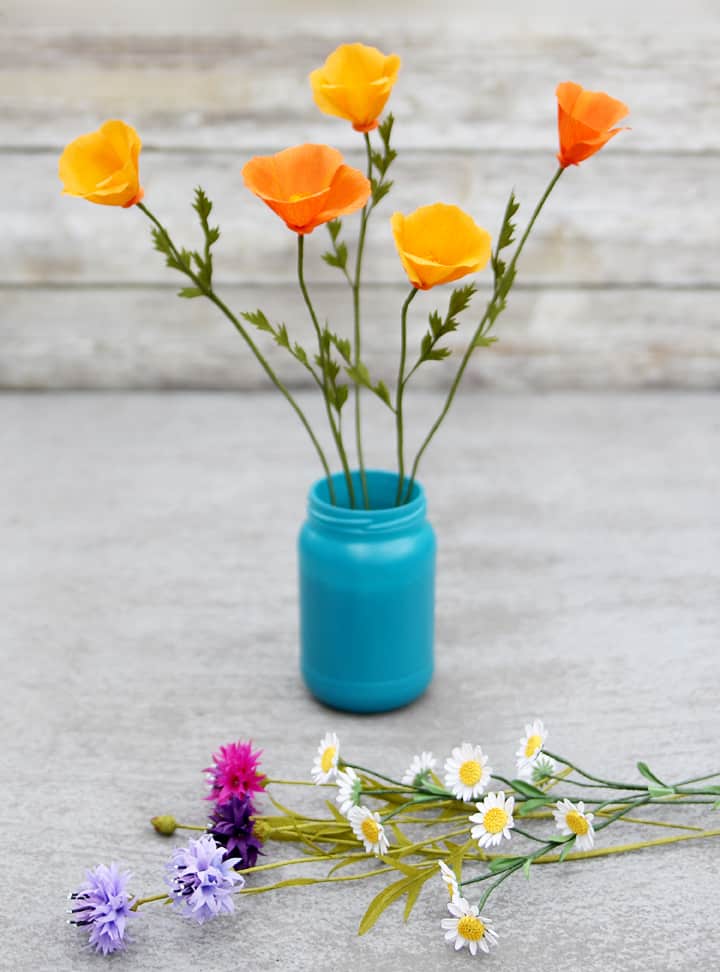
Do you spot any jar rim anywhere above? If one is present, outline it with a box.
[308,469,426,531]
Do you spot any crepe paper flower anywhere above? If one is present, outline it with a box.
[444,743,492,802]
[348,805,390,856]
[438,860,460,902]
[553,798,595,852]
[165,834,244,924]
[312,731,340,784]
[58,120,144,208]
[515,719,548,778]
[469,792,515,848]
[309,42,401,133]
[391,203,492,291]
[205,740,266,803]
[336,766,362,817]
[242,144,371,235]
[556,81,629,168]
[68,863,135,956]
[209,794,263,869]
[441,897,499,956]
[401,751,437,786]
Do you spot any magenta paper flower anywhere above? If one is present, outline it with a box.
[205,740,266,803]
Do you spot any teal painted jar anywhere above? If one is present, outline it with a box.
[298,469,436,713]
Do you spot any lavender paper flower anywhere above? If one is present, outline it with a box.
[166,834,244,924]
[69,862,134,955]
[209,794,263,869]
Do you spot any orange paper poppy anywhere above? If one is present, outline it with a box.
[391,203,492,291]
[309,43,401,133]
[58,119,144,208]
[556,82,629,167]
[242,144,371,235]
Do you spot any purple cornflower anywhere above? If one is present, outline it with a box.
[165,834,244,924]
[68,863,134,956]
[209,794,263,869]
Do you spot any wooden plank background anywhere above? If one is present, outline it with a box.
[1,0,718,389]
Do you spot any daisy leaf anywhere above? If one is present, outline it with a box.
[637,761,669,787]
[358,872,429,936]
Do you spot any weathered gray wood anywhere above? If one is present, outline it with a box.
[2,390,719,970]
[2,285,719,389]
[2,24,718,151]
[5,151,719,286]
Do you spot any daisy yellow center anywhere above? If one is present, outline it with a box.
[524,734,542,757]
[482,807,509,834]
[457,915,486,942]
[458,759,482,787]
[361,817,381,844]
[566,810,589,836]
[320,747,336,773]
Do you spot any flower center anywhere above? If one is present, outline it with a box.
[566,810,589,835]
[458,760,482,787]
[361,817,380,844]
[482,807,509,834]
[524,734,542,758]
[457,915,486,942]
[320,747,336,773]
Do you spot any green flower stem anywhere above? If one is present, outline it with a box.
[381,800,421,823]
[265,778,335,787]
[394,288,419,505]
[130,893,170,911]
[297,234,356,507]
[402,166,564,503]
[543,750,649,791]
[343,762,408,788]
[476,860,525,909]
[675,771,720,787]
[239,865,394,896]
[174,823,207,832]
[136,203,336,503]
[350,133,374,510]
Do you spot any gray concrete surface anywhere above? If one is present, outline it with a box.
[1,391,719,971]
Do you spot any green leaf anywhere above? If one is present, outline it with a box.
[447,283,476,319]
[275,324,290,350]
[558,838,575,862]
[334,384,349,411]
[328,332,352,363]
[637,762,668,787]
[488,856,525,874]
[517,797,550,817]
[522,858,532,880]
[648,786,677,798]
[177,287,204,298]
[472,334,498,349]
[426,347,451,361]
[241,309,275,335]
[292,342,309,366]
[712,800,720,810]
[322,241,348,270]
[192,185,212,221]
[371,179,393,206]
[511,780,547,799]
[428,310,443,338]
[326,219,342,243]
[374,380,392,409]
[358,872,428,936]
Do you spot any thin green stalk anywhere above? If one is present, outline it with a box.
[403,166,564,503]
[350,133,374,510]
[343,762,408,788]
[544,750,648,791]
[395,288,419,504]
[297,234,356,507]
[136,203,336,502]
[130,893,170,911]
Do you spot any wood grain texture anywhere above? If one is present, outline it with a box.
[1,5,718,389]
[2,390,719,970]
[2,285,719,389]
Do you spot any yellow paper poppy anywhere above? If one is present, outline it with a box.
[310,43,401,132]
[58,120,144,208]
[391,203,492,290]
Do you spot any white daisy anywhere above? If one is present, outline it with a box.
[311,732,340,784]
[444,743,492,802]
[336,767,362,817]
[469,791,515,848]
[402,751,437,786]
[515,719,548,778]
[438,860,460,902]
[441,897,499,956]
[553,798,595,851]
[348,806,389,856]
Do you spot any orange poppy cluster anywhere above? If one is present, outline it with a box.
[58,43,629,291]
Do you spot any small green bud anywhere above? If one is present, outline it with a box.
[150,814,178,836]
